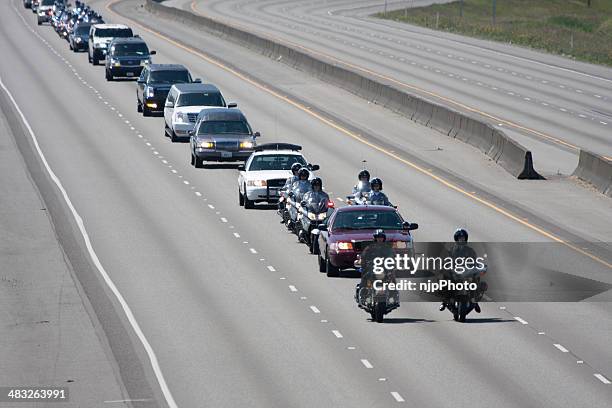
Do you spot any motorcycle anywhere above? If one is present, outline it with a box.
[445,265,488,322]
[354,257,400,323]
[298,197,334,253]
[286,183,311,234]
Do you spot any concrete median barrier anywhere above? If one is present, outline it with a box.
[573,150,612,197]
[144,0,542,179]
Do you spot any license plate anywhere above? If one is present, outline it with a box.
[221,151,232,158]
[126,72,134,77]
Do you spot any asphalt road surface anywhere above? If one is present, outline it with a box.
[1,0,611,407]
[178,0,612,167]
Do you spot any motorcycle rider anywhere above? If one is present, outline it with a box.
[357,229,397,302]
[299,177,330,241]
[287,168,312,229]
[367,178,393,206]
[279,162,303,216]
[439,228,481,313]
[352,170,372,204]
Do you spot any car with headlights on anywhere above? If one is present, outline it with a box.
[105,37,155,80]
[189,108,259,168]
[164,83,236,142]
[237,143,319,208]
[88,24,133,65]
[36,0,55,25]
[316,205,418,277]
[69,22,91,51]
[137,64,199,117]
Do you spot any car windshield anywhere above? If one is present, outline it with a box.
[96,28,133,38]
[332,210,403,230]
[149,70,190,84]
[112,43,149,56]
[197,120,251,135]
[177,93,224,107]
[248,154,307,171]
[75,25,90,35]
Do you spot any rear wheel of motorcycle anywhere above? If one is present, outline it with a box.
[453,303,459,321]
[458,303,467,323]
[325,254,339,277]
[318,254,326,272]
[310,236,319,255]
[374,302,385,323]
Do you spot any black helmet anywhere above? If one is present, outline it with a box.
[454,228,468,242]
[310,177,322,188]
[373,229,386,241]
[370,178,382,189]
[358,170,370,180]
[291,162,302,174]
[298,167,310,179]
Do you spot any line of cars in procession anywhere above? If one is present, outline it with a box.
[27,1,494,323]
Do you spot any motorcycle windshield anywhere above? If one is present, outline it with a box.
[307,197,328,213]
[355,181,371,193]
[292,183,312,199]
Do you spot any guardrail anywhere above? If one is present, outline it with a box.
[144,0,543,179]
[573,150,612,197]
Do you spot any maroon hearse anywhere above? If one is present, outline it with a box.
[315,205,418,277]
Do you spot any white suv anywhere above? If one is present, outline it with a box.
[238,144,319,209]
[164,83,236,142]
[88,24,133,65]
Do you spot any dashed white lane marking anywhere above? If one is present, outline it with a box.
[347,346,356,350]
[332,330,343,338]
[514,317,528,325]
[594,374,611,384]
[360,359,373,369]
[194,191,201,196]
[538,332,546,335]
[171,169,177,174]
[267,265,276,272]
[391,392,405,402]
[288,285,298,292]
[249,248,258,254]
[310,305,321,314]
[320,319,328,323]
[554,344,569,353]
[499,306,506,310]
[233,232,241,238]
[577,360,584,364]
[220,217,228,223]
[183,180,189,185]
[208,204,215,209]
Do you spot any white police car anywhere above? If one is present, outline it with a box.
[237,143,319,209]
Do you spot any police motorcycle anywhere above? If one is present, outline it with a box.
[297,178,334,254]
[278,162,302,225]
[353,230,400,323]
[444,265,488,322]
[346,169,371,205]
[365,178,396,207]
[285,168,312,233]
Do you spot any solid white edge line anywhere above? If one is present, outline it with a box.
[594,374,611,384]
[390,391,405,402]
[0,77,178,408]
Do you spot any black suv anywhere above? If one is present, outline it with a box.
[105,37,156,81]
[136,64,200,116]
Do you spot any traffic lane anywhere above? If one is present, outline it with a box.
[99,0,612,398]
[112,0,612,249]
[104,0,551,244]
[4,4,411,408]
[193,0,612,155]
[15,0,612,404]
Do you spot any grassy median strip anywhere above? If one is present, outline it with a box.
[376,0,612,67]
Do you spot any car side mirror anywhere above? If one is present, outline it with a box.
[193,78,202,83]
[300,200,307,207]
[309,164,320,171]
[318,224,327,231]
[137,78,144,84]
[237,164,245,171]
[188,130,194,136]
[227,102,237,108]
[253,131,261,138]
[165,101,174,108]
[403,222,418,231]
[149,50,156,55]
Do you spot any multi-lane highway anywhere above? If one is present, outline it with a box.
[175,0,612,171]
[2,0,611,406]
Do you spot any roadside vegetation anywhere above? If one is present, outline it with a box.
[376,0,612,67]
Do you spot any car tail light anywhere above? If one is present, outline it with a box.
[327,200,335,208]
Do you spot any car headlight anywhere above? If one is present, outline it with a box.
[307,212,316,221]
[239,140,254,149]
[75,37,82,43]
[175,112,186,123]
[247,180,267,187]
[317,213,327,220]
[146,87,154,98]
[198,141,214,148]
[337,242,353,250]
[111,59,120,67]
